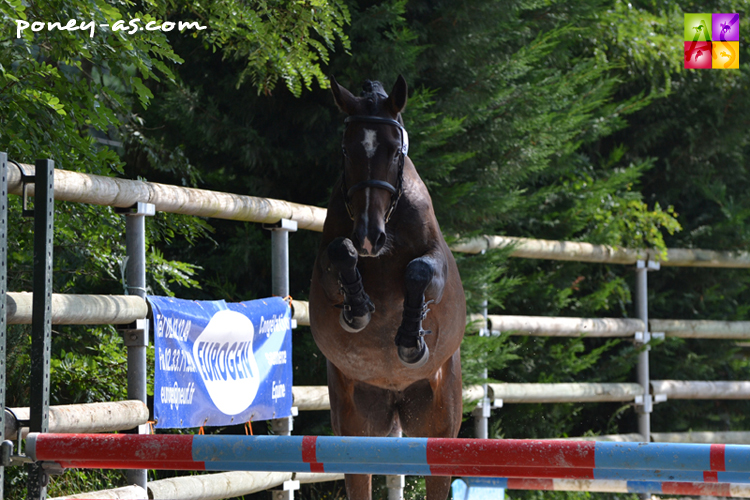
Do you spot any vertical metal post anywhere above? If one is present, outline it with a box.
[386,472,405,500]
[473,368,490,439]
[385,428,404,500]
[265,219,298,500]
[0,153,7,499]
[634,259,653,500]
[474,271,491,439]
[634,259,658,443]
[635,261,650,442]
[270,481,300,500]
[27,159,54,500]
[118,202,154,490]
[265,218,297,438]
[270,219,296,300]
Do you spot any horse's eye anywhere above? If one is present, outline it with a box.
[342,146,348,157]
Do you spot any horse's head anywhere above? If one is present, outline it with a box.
[331,75,409,257]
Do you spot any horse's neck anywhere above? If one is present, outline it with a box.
[391,165,443,244]
[402,162,437,221]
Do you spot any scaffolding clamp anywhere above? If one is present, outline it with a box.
[114,202,156,217]
[636,259,661,271]
[120,318,150,348]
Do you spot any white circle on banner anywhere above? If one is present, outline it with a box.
[192,310,260,415]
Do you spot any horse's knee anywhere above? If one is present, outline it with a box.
[327,237,374,332]
[397,258,436,366]
[405,258,434,297]
[328,236,358,272]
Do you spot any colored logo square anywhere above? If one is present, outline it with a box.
[712,13,740,41]
[685,41,713,68]
[684,13,712,42]
[713,41,739,68]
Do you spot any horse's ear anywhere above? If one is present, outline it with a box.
[386,75,408,116]
[330,75,357,115]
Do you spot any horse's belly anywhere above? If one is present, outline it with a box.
[311,306,462,391]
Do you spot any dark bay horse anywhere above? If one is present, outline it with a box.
[309,76,466,500]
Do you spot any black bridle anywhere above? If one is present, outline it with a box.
[340,115,409,223]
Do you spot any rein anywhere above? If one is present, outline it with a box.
[340,115,409,223]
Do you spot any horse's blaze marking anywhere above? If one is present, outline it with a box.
[361,129,378,158]
[362,187,372,253]
[360,129,377,254]
[362,128,380,254]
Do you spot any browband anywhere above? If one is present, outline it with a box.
[344,115,403,128]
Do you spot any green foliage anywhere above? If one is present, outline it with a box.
[512,490,640,500]
[530,155,682,259]
[189,0,351,96]
[148,246,201,296]
[1,0,177,172]
[591,0,683,93]
[46,469,128,500]
[50,327,129,404]
[461,334,521,389]
[456,245,523,313]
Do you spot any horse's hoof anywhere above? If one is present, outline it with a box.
[397,342,429,368]
[339,309,371,333]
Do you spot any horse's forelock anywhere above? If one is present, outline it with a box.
[361,80,387,97]
[360,80,389,114]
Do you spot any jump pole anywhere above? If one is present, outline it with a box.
[37,460,750,484]
[26,434,750,476]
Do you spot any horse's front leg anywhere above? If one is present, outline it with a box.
[327,236,375,332]
[395,253,446,367]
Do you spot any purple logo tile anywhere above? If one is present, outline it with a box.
[712,13,740,41]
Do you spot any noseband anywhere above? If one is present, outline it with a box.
[341,115,409,223]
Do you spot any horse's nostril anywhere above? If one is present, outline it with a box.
[375,231,387,251]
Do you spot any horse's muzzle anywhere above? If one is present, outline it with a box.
[352,222,387,257]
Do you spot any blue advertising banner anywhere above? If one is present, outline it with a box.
[148,296,293,429]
